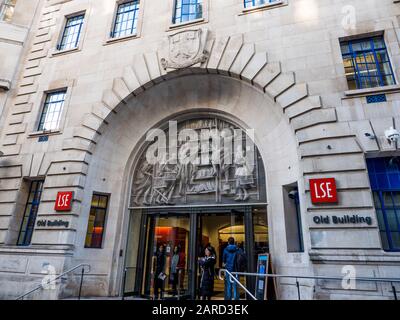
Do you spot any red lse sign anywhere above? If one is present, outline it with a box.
[310,178,338,204]
[55,192,73,211]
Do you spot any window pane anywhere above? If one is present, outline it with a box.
[112,1,140,38]
[1,0,17,22]
[390,232,400,249]
[59,14,85,50]
[85,194,109,248]
[17,180,44,246]
[38,91,66,131]
[173,0,203,24]
[367,158,400,252]
[380,231,390,251]
[97,195,108,208]
[340,36,396,89]
[244,0,278,9]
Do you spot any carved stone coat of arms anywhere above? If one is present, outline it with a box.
[161,29,209,70]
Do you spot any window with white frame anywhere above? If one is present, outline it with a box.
[37,90,67,132]
[111,1,140,38]
[173,0,203,24]
[0,0,17,22]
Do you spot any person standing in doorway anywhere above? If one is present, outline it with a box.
[170,245,185,296]
[222,237,241,300]
[199,246,216,300]
[153,245,166,300]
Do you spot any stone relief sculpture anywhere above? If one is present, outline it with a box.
[132,119,264,207]
[160,29,209,70]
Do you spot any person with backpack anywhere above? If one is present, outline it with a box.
[222,237,246,300]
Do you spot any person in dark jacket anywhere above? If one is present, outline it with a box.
[222,237,242,300]
[153,244,166,300]
[199,246,216,300]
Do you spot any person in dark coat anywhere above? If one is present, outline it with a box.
[199,246,216,300]
[153,244,166,300]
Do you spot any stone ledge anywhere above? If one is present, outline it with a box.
[0,79,11,91]
[0,246,74,255]
[343,84,400,99]
[309,249,400,264]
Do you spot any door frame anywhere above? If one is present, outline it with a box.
[131,205,266,299]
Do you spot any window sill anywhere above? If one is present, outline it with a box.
[239,1,286,15]
[343,84,400,99]
[103,33,140,46]
[28,130,61,138]
[168,18,206,31]
[50,46,81,57]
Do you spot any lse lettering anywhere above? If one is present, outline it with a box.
[54,192,73,211]
[310,178,338,204]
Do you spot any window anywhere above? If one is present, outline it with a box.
[37,90,66,132]
[283,184,304,253]
[58,14,85,51]
[173,0,203,24]
[17,180,44,246]
[367,157,400,252]
[112,1,140,38]
[85,194,109,248]
[0,0,17,22]
[340,36,396,90]
[244,0,279,9]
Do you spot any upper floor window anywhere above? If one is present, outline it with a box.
[173,0,203,24]
[0,0,17,22]
[340,36,396,90]
[244,0,279,9]
[57,13,85,51]
[367,157,400,252]
[112,1,140,38]
[17,180,44,246]
[38,90,66,132]
[85,194,109,249]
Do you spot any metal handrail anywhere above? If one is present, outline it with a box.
[218,269,257,300]
[16,263,91,300]
[219,269,400,300]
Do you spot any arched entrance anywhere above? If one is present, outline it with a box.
[81,72,303,299]
[123,116,269,299]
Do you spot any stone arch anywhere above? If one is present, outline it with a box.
[80,79,303,297]
[71,32,342,156]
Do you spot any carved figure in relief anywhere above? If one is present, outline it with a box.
[234,146,254,201]
[134,161,153,205]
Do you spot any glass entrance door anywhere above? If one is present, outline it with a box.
[130,206,269,300]
[196,211,245,299]
[141,213,191,299]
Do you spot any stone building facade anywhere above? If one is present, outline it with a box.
[0,0,400,300]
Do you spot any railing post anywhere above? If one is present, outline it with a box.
[122,268,127,301]
[392,282,398,300]
[78,267,84,300]
[296,278,301,300]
